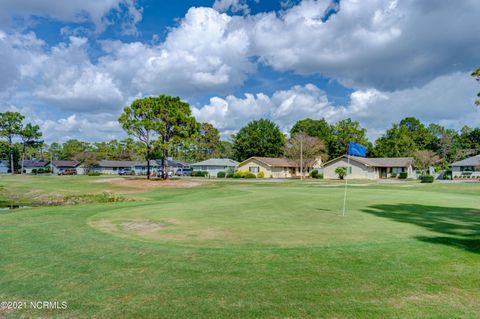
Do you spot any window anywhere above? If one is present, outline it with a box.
[249,167,259,173]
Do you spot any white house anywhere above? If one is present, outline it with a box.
[0,160,9,174]
[190,158,238,176]
[91,160,139,175]
[323,156,416,180]
[51,160,81,174]
[450,155,480,179]
[21,160,50,174]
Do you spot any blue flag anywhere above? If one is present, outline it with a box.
[348,142,367,157]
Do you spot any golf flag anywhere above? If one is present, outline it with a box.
[348,142,367,157]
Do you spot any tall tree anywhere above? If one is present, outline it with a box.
[20,123,42,174]
[0,112,25,174]
[119,95,197,179]
[414,150,441,175]
[290,118,333,159]
[374,117,435,157]
[284,133,325,178]
[61,140,91,160]
[192,123,221,161]
[233,119,286,161]
[472,67,480,106]
[119,98,161,179]
[330,118,370,158]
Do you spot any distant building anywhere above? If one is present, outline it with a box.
[236,157,321,178]
[322,156,416,180]
[91,160,140,175]
[190,158,238,176]
[21,160,50,174]
[0,160,9,174]
[51,160,81,174]
[450,155,480,179]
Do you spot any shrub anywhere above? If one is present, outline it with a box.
[217,171,226,178]
[31,168,38,175]
[335,167,347,180]
[232,171,256,179]
[226,172,234,178]
[398,172,408,179]
[191,171,208,177]
[390,173,397,178]
[257,171,265,178]
[420,175,434,183]
[37,168,45,174]
[87,171,102,176]
[310,170,319,179]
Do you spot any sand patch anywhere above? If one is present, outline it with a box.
[93,178,203,192]
[121,221,165,233]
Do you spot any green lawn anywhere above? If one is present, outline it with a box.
[1,175,480,318]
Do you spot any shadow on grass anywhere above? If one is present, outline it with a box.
[362,204,480,253]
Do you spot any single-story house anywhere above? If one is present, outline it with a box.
[154,158,190,175]
[91,160,139,175]
[0,160,9,174]
[21,160,50,174]
[132,160,161,175]
[237,157,311,178]
[450,155,480,179]
[191,158,239,176]
[51,160,81,174]
[323,156,416,180]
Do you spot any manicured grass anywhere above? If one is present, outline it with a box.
[1,175,480,318]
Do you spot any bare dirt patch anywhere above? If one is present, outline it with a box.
[121,221,165,233]
[94,178,203,192]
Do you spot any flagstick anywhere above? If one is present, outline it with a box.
[342,154,351,217]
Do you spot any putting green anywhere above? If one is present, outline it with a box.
[88,184,479,248]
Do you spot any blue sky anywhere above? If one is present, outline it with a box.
[0,0,479,142]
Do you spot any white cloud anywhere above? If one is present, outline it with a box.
[213,0,251,14]
[0,0,142,33]
[193,83,337,134]
[248,0,480,90]
[193,72,480,140]
[98,7,254,97]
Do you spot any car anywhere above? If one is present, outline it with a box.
[58,168,77,175]
[118,168,134,175]
[175,167,193,176]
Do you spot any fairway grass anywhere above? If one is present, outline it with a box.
[1,176,480,318]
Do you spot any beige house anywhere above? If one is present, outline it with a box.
[237,157,321,178]
[323,155,416,180]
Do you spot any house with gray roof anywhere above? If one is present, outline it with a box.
[450,155,480,179]
[21,160,50,174]
[0,160,9,174]
[51,160,81,174]
[323,155,416,180]
[190,158,239,177]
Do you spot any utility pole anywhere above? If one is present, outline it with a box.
[300,133,303,180]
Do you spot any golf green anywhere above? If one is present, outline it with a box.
[1,176,479,318]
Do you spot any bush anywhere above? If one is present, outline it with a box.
[31,168,37,175]
[257,171,265,178]
[310,170,319,179]
[420,175,434,183]
[191,170,208,177]
[232,171,256,179]
[217,171,226,178]
[226,172,234,178]
[398,172,408,179]
[87,171,102,176]
[335,167,347,180]
[390,173,397,178]
[37,168,45,174]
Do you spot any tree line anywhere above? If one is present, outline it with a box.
[1,68,479,178]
